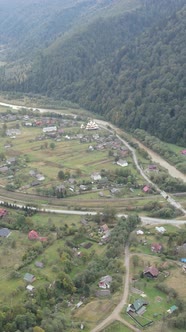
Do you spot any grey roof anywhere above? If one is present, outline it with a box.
[35,261,44,268]
[0,228,11,237]
[24,273,35,283]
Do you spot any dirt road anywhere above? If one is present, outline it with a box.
[91,245,140,332]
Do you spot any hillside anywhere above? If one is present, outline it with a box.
[0,0,140,59]
[0,0,185,144]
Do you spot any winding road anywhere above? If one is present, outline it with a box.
[0,100,186,331]
[96,120,186,215]
[0,100,185,217]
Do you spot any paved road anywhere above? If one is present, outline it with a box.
[96,120,186,215]
[1,199,185,225]
[0,100,185,214]
[0,101,185,332]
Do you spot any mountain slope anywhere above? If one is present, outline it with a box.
[0,0,140,59]
[0,0,185,145]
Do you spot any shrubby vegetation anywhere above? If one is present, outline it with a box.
[134,129,186,174]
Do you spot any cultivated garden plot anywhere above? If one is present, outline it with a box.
[0,107,177,216]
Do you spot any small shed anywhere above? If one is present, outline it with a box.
[24,273,36,283]
[35,261,44,268]
[143,185,150,193]
[167,305,178,314]
[26,285,34,292]
[0,228,11,238]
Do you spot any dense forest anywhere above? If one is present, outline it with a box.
[0,0,186,144]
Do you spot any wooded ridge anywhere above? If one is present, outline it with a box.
[0,0,185,144]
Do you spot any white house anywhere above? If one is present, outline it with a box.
[117,159,128,167]
[155,226,166,234]
[42,126,57,133]
[91,172,101,181]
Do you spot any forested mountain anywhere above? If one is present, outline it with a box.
[0,0,140,59]
[0,0,185,144]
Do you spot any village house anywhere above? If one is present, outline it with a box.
[99,275,112,289]
[0,208,8,218]
[151,243,162,253]
[101,230,111,243]
[36,173,45,181]
[155,226,166,234]
[148,164,157,171]
[79,185,87,191]
[91,172,102,181]
[127,298,148,315]
[28,230,47,242]
[110,188,120,195]
[100,224,109,233]
[136,230,144,235]
[144,266,159,278]
[116,159,128,167]
[42,126,57,133]
[6,129,21,136]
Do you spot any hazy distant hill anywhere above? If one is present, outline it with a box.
[0,0,185,144]
[0,0,140,59]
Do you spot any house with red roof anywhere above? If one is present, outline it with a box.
[181,150,186,155]
[151,243,162,253]
[143,185,150,193]
[0,208,8,218]
[28,230,47,242]
[28,230,39,240]
[144,266,159,278]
